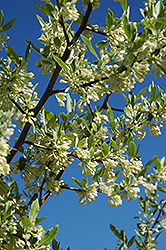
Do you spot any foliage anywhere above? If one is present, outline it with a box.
[0,0,166,249]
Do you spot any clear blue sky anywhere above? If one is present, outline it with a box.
[1,1,166,249]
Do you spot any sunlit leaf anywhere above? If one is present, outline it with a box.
[128,141,136,157]
[81,34,98,59]
[39,225,59,246]
[53,55,69,72]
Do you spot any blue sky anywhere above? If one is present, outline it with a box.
[1,0,166,249]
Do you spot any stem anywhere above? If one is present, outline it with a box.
[99,93,112,113]
[86,26,108,37]
[6,3,93,165]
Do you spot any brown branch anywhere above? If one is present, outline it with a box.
[50,87,67,96]
[111,107,124,112]
[39,169,65,207]
[59,15,70,46]
[39,177,46,205]
[86,26,108,37]
[6,3,93,165]
[87,102,95,118]
[24,140,53,151]
[9,97,26,115]
[141,202,166,247]
[99,92,112,113]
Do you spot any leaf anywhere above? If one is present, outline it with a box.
[136,87,148,100]
[72,177,82,188]
[19,216,32,229]
[120,0,127,11]
[123,14,131,40]
[127,235,135,248]
[107,104,114,120]
[156,18,166,25]
[44,2,57,19]
[5,46,19,64]
[110,224,121,239]
[105,12,113,29]
[0,10,4,27]
[124,107,132,118]
[53,55,69,72]
[137,165,150,178]
[24,41,31,60]
[96,40,107,48]
[25,40,41,54]
[2,18,16,31]
[34,2,47,15]
[52,239,60,250]
[78,137,86,147]
[154,155,161,170]
[19,156,26,171]
[88,134,94,149]
[67,93,72,113]
[102,142,109,155]
[111,139,118,151]
[149,82,156,103]
[128,141,136,157]
[154,1,163,18]
[39,225,59,246]
[81,35,98,59]
[29,199,39,222]
[81,117,90,132]
[157,186,166,193]
[35,217,49,225]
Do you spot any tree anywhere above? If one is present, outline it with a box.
[1,0,166,249]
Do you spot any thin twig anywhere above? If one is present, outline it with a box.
[24,140,53,151]
[143,202,166,246]
[99,93,112,113]
[50,87,67,96]
[6,3,93,165]
[87,102,95,118]
[9,97,26,115]
[39,177,46,206]
[86,26,108,37]
[59,15,70,46]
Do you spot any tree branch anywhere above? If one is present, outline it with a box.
[86,26,108,37]
[99,93,112,113]
[87,102,95,118]
[9,97,26,115]
[59,15,70,47]
[6,3,93,165]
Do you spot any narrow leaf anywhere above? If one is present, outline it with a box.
[25,40,41,54]
[72,177,82,188]
[127,235,135,248]
[81,35,98,59]
[39,225,59,246]
[121,0,127,11]
[25,41,31,60]
[34,2,47,15]
[53,55,69,72]
[5,46,19,64]
[136,87,147,100]
[105,13,113,29]
[111,139,118,151]
[2,18,16,31]
[128,141,136,157]
[19,216,32,229]
[35,217,49,225]
[29,199,39,222]
[157,186,166,193]
[102,142,109,155]
[0,10,4,27]
[110,224,121,239]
